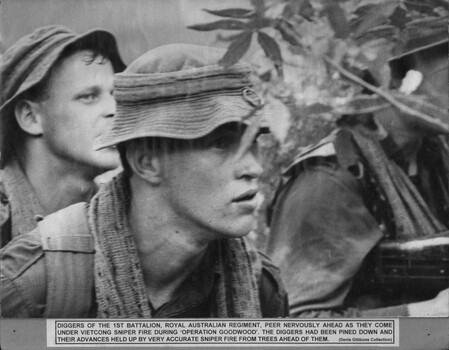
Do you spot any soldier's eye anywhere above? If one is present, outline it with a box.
[76,88,100,104]
[80,93,94,100]
[207,131,241,150]
[210,136,232,149]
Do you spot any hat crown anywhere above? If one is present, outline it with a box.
[126,44,226,75]
[97,44,264,149]
[1,25,75,106]
[0,25,124,111]
[2,25,74,64]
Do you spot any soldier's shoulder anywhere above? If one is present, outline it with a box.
[1,229,45,280]
[284,130,338,173]
[0,170,11,245]
[258,250,285,297]
[257,251,289,317]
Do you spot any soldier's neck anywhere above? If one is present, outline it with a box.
[18,146,96,215]
[128,178,210,308]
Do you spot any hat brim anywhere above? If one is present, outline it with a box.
[95,93,266,150]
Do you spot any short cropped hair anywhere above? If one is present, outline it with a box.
[117,137,189,178]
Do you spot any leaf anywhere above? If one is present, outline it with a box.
[405,16,448,42]
[359,38,394,87]
[283,0,313,21]
[275,19,301,46]
[311,36,331,57]
[325,2,350,39]
[282,0,302,19]
[334,95,390,115]
[252,17,275,30]
[404,0,441,15]
[300,103,333,115]
[332,40,350,65]
[360,38,393,61]
[251,0,266,16]
[218,31,253,67]
[299,0,314,21]
[257,31,283,78]
[217,32,249,42]
[203,8,254,19]
[389,6,409,30]
[351,1,400,38]
[355,24,397,44]
[188,20,247,31]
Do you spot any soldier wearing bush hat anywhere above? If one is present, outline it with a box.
[0,25,125,247]
[266,16,449,317]
[1,44,288,318]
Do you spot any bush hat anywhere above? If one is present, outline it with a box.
[96,44,265,149]
[0,25,125,166]
[0,25,125,116]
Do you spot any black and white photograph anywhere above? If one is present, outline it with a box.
[0,1,448,349]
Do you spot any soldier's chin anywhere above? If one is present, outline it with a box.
[226,219,257,238]
[94,147,121,171]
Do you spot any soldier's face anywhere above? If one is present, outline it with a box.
[33,50,119,177]
[161,124,263,241]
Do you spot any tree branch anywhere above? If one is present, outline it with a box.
[323,55,449,133]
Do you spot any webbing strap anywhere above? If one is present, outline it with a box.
[334,129,361,172]
[39,203,95,318]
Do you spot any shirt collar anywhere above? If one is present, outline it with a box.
[150,241,221,318]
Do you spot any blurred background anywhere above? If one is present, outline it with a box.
[0,0,251,64]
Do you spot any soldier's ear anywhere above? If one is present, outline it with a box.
[14,100,44,136]
[127,142,163,185]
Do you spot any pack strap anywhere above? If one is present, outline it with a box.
[334,128,363,177]
[39,202,95,318]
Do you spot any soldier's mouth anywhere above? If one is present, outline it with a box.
[232,189,258,202]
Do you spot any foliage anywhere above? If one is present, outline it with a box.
[188,0,449,243]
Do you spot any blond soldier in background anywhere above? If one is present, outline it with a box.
[0,25,125,247]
